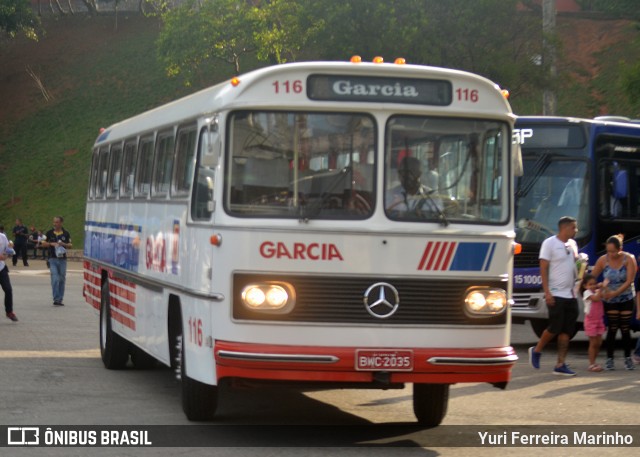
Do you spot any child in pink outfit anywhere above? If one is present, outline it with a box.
[581,274,606,372]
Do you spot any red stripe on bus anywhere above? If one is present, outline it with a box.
[112,276,136,289]
[111,307,136,331]
[417,241,433,270]
[110,293,135,317]
[425,242,443,270]
[433,241,449,270]
[110,283,136,303]
[87,296,100,311]
[440,242,457,270]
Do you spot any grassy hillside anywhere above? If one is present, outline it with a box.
[0,15,228,246]
[1,13,639,248]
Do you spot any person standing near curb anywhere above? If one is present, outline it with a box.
[12,218,29,267]
[528,216,580,376]
[589,234,637,371]
[0,227,18,321]
[43,216,72,307]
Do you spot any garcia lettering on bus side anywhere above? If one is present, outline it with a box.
[145,228,180,274]
[259,241,344,261]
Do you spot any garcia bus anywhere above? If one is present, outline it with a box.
[83,59,519,426]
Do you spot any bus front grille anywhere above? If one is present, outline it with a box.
[514,244,540,268]
[233,274,507,326]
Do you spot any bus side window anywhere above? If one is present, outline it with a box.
[191,127,214,220]
[136,136,155,198]
[120,140,138,198]
[152,130,175,198]
[95,147,110,199]
[89,148,100,199]
[107,143,123,198]
[173,125,197,197]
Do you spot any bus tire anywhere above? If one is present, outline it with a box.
[413,383,449,427]
[130,346,157,369]
[179,334,218,421]
[99,280,129,369]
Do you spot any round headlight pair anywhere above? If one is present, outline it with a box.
[241,283,295,313]
[465,289,508,315]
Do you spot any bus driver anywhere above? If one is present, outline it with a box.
[386,156,443,217]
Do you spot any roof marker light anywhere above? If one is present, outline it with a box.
[373,56,384,64]
[394,57,406,65]
[501,89,510,99]
[231,77,240,87]
[350,55,362,63]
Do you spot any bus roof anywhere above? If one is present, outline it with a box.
[95,61,513,146]
[516,115,640,127]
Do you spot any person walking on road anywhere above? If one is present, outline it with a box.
[0,228,18,321]
[12,218,30,267]
[43,216,72,307]
[590,234,637,371]
[528,216,580,376]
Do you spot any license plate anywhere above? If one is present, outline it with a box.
[355,349,414,371]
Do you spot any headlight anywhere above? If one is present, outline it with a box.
[464,288,508,315]
[241,282,295,313]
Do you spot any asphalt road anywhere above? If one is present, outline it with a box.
[1,260,639,456]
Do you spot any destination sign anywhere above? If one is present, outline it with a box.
[307,74,452,106]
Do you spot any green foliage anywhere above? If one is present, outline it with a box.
[157,0,256,81]
[576,0,640,20]
[0,16,211,246]
[622,61,640,108]
[250,0,323,64]
[0,0,39,40]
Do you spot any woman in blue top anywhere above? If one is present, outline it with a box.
[591,234,637,371]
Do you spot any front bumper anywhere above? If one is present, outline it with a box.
[215,341,517,385]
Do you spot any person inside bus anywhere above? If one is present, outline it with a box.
[385,156,443,216]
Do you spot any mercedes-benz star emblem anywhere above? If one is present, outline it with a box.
[363,282,400,319]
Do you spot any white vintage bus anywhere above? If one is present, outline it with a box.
[83,58,519,426]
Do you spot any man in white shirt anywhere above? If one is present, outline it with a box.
[0,228,18,322]
[529,216,579,376]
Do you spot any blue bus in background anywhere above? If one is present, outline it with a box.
[512,116,640,337]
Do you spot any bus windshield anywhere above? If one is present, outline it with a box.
[385,116,509,224]
[226,111,375,219]
[515,155,589,243]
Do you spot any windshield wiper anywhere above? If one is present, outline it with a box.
[299,167,351,221]
[515,152,551,199]
[415,189,449,227]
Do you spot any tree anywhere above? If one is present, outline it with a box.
[576,0,640,20]
[622,62,640,110]
[0,0,39,40]
[249,0,323,64]
[157,0,256,83]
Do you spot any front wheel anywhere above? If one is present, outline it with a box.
[99,279,129,369]
[413,383,449,427]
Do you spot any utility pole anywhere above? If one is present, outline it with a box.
[543,0,557,115]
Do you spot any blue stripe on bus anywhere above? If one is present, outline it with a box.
[84,223,141,273]
[449,242,496,271]
[84,221,142,232]
[482,242,497,271]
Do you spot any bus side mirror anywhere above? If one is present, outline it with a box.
[201,117,221,168]
[513,143,523,177]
